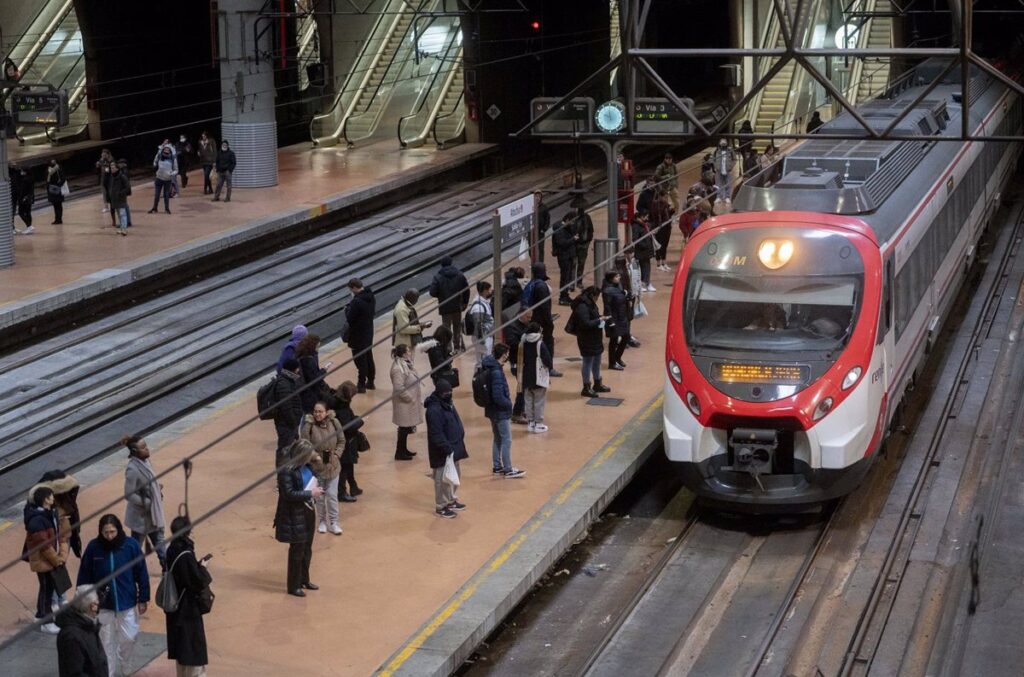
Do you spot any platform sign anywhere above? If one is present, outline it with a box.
[531,97,594,134]
[633,97,694,134]
[497,194,534,245]
[10,89,69,127]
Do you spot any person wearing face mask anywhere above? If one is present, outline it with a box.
[149,145,176,214]
[121,435,167,571]
[56,584,108,677]
[300,400,345,535]
[424,379,468,518]
[174,134,193,189]
[108,162,132,236]
[197,132,217,194]
[46,160,66,224]
[77,514,150,677]
[713,139,736,203]
[23,486,66,634]
[213,140,236,202]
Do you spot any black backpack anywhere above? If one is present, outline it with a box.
[256,376,279,420]
[471,367,491,408]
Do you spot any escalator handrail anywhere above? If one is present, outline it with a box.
[430,89,464,148]
[309,0,403,144]
[397,33,461,148]
[2,0,75,108]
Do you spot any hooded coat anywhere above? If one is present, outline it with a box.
[571,295,605,357]
[34,471,81,558]
[274,449,316,544]
[526,263,554,333]
[602,282,630,338]
[77,522,150,612]
[299,411,343,480]
[23,498,64,573]
[164,536,211,667]
[517,332,552,390]
[56,605,108,677]
[124,456,166,535]
[276,326,308,373]
[480,355,513,420]
[424,389,468,469]
[345,288,377,349]
[429,260,470,315]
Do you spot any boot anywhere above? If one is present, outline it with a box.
[395,451,415,461]
[581,383,598,398]
[594,379,611,393]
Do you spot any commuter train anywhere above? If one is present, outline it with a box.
[663,59,1023,509]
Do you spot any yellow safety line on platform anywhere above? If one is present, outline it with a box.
[378,393,664,677]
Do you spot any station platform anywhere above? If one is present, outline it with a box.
[0,139,495,332]
[5,137,108,169]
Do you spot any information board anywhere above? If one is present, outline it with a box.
[530,97,594,134]
[496,195,534,246]
[10,89,69,127]
[633,97,694,134]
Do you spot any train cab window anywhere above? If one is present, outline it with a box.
[685,273,861,354]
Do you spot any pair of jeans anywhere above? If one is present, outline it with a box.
[441,312,464,351]
[214,170,232,200]
[581,354,602,384]
[352,347,376,388]
[314,474,340,526]
[655,226,671,261]
[115,206,130,230]
[433,461,458,510]
[131,528,167,571]
[608,335,627,367]
[490,417,512,471]
[202,164,213,193]
[715,171,732,201]
[99,607,139,677]
[36,571,56,619]
[524,387,547,423]
[152,178,172,211]
[50,199,63,223]
[286,537,313,592]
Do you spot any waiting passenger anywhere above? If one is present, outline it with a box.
[197,132,217,195]
[122,435,168,571]
[301,400,345,535]
[392,289,431,350]
[212,140,236,202]
[345,278,377,393]
[517,322,552,433]
[574,207,595,290]
[713,139,736,202]
[11,166,34,235]
[501,266,526,322]
[505,310,530,424]
[427,325,458,388]
[429,256,471,352]
[806,111,824,134]
[274,440,324,597]
[272,358,306,463]
[481,344,525,477]
[295,333,331,414]
[149,145,176,215]
[77,515,150,677]
[276,325,308,374]
[163,515,212,677]
[629,210,656,292]
[108,162,132,236]
[654,153,680,211]
[391,342,433,460]
[23,485,65,634]
[46,160,66,225]
[651,190,674,272]
[174,134,193,190]
[55,584,107,677]
[334,381,365,499]
[602,271,630,371]
[425,379,467,519]
[571,286,612,398]
[524,262,560,375]
[552,213,578,305]
[466,280,495,367]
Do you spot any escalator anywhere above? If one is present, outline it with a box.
[431,63,464,149]
[296,9,320,92]
[396,22,462,149]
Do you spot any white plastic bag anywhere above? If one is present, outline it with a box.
[634,298,648,319]
[60,181,70,197]
[443,454,460,487]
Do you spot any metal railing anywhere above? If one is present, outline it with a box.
[397,35,461,148]
[430,89,464,149]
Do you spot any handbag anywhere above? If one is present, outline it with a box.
[443,454,460,488]
[356,431,371,452]
[47,183,61,196]
[51,564,73,595]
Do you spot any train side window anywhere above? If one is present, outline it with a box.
[880,258,893,343]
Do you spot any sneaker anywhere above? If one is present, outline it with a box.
[531,423,549,433]
[365,382,376,390]
[317,522,327,534]
[329,523,343,535]
[12,228,23,235]
[492,467,506,475]
[646,284,657,292]
[448,501,467,511]
[118,228,127,237]
[23,226,34,235]
[550,369,564,378]
[527,422,536,432]
[40,622,59,635]
[340,493,357,503]
[436,507,457,519]
[616,361,627,369]
[101,207,109,213]
[503,468,526,478]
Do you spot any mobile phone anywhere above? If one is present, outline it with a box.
[323,361,333,370]
[201,553,213,563]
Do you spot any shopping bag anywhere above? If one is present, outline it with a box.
[443,454,460,487]
[60,181,70,197]
[634,298,648,319]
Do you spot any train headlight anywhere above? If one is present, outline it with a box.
[686,391,701,417]
[757,239,794,270]
[842,366,862,390]
[668,359,682,384]
[812,396,834,421]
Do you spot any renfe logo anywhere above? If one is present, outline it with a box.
[707,255,747,267]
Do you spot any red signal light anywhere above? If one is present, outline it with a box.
[530,20,541,30]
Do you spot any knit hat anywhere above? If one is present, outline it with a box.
[291,325,308,341]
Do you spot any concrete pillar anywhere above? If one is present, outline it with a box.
[218,0,278,188]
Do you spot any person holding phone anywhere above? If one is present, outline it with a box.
[274,439,324,597]
[164,515,212,677]
[570,286,612,398]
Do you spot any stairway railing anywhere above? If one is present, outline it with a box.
[430,89,464,149]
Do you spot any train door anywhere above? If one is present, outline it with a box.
[879,257,897,427]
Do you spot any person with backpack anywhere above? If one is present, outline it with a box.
[300,401,345,535]
[466,280,495,367]
[272,359,305,463]
[478,344,525,478]
[552,213,577,306]
[345,278,377,393]
[570,286,612,398]
[77,515,150,677]
[523,262,562,377]
[425,379,468,518]
[429,256,471,352]
[517,322,552,433]
[163,515,211,677]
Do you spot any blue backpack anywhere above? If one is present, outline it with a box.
[522,279,541,308]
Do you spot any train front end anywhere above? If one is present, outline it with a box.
[664,212,885,509]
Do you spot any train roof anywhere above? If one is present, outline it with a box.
[733,60,1008,244]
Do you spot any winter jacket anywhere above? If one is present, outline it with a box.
[77,534,150,611]
[107,172,130,209]
[630,220,656,260]
[123,457,165,534]
[215,149,236,173]
[34,472,81,558]
[197,139,217,165]
[466,296,493,340]
[654,160,679,188]
[650,198,673,229]
[56,606,108,677]
[529,277,554,334]
[501,273,523,314]
[517,332,552,390]
[153,154,177,182]
[164,537,211,667]
[392,298,425,350]
[23,501,63,573]
[345,288,377,349]
[678,210,699,239]
[572,296,605,357]
[335,400,363,465]
[276,330,306,373]
[429,265,470,315]
[424,392,468,469]
[427,341,457,387]
[274,465,315,543]
[174,141,192,170]
[636,186,654,214]
[300,412,343,480]
[12,173,34,207]
[391,355,425,427]
[552,221,576,259]
[504,319,528,369]
[713,146,735,175]
[480,355,513,420]
[602,283,630,338]
[297,353,329,413]
[272,370,305,432]
[47,168,66,204]
[575,212,595,246]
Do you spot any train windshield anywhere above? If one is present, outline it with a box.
[685,273,861,353]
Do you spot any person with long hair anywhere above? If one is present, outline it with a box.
[164,515,212,676]
[300,400,345,534]
[427,325,457,387]
[121,435,167,571]
[23,485,64,634]
[334,381,365,499]
[77,514,150,677]
[390,341,434,460]
[571,286,612,398]
[274,439,324,597]
[46,160,66,224]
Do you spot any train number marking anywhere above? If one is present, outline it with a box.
[870,366,884,384]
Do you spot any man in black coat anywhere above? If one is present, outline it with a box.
[213,140,236,202]
[56,586,108,677]
[574,208,595,289]
[552,213,577,305]
[524,262,562,377]
[273,359,305,463]
[345,278,377,392]
[425,379,468,518]
[429,255,471,352]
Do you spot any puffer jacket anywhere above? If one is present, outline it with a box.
[571,295,605,357]
[630,219,656,260]
[345,288,377,349]
[602,282,630,338]
[424,392,468,469]
[274,466,315,544]
[429,265,470,315]
[300,412,343,480]
[55,605,108,677]
[23,500,64,573]
[480,355,513,420]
